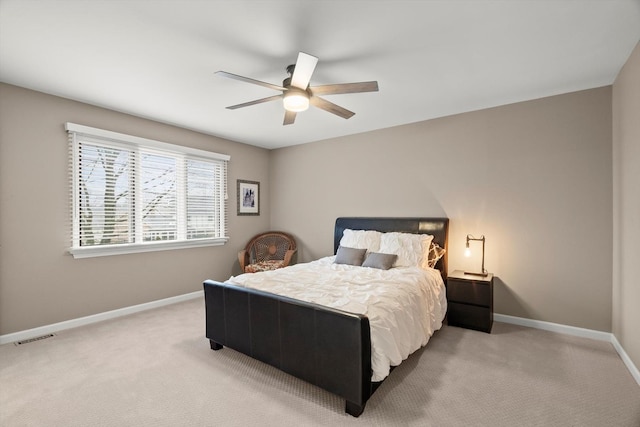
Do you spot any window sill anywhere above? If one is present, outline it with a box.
[69,238,229,259]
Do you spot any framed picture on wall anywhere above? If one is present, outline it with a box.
[237,179,260,216]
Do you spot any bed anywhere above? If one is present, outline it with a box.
[203,217,449,417]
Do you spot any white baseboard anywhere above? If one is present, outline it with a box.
[0,291,202,345]
[494,313,612,341]
[495,313,640,387]
[611,334,640,386]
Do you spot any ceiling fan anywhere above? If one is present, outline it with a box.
[216,52,379,125]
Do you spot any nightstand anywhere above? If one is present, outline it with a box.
[446,270,494,333]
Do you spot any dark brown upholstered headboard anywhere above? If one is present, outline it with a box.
[334,217,449,281]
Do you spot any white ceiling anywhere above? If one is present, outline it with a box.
[1,1,639,150]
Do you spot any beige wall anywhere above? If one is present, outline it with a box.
[613,42,640,369]
[270,87,613,332]
[0,83,270,335]
[0,82,619,337]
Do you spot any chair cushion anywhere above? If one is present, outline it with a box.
[245,260,285,273]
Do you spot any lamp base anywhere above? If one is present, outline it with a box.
[464,270,489,277]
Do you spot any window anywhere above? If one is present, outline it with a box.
[66,123,229,258]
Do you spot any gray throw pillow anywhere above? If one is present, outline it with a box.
[334,246,367,266]
[362,252,397,270]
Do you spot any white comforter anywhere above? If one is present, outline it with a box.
[227,256,447,381]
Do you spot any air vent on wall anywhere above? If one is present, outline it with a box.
[15,334,55,346]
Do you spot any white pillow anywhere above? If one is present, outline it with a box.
[379,232,434,268]
[339,229,382,253]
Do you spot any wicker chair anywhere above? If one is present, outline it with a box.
[239,231,297,273]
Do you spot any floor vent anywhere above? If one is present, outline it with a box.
[15,334,55,346]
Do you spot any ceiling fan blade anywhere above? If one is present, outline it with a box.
[226,94,282,110]
[216,71,285,92]
[283,110,297,125]
[310,81,379,96]
[310,96,355,119]
[290,52,318,89]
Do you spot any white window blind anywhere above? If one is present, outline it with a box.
[67,123,229,258]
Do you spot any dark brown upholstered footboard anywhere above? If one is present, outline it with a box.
[203,280,374,416]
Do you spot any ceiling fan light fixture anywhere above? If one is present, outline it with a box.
[217,52,378,125]
[283,89,309,112]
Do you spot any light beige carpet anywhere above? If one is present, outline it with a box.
[1,298,638,426]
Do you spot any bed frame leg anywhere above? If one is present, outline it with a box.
[210,340,223,350]
[345,400,365,417]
